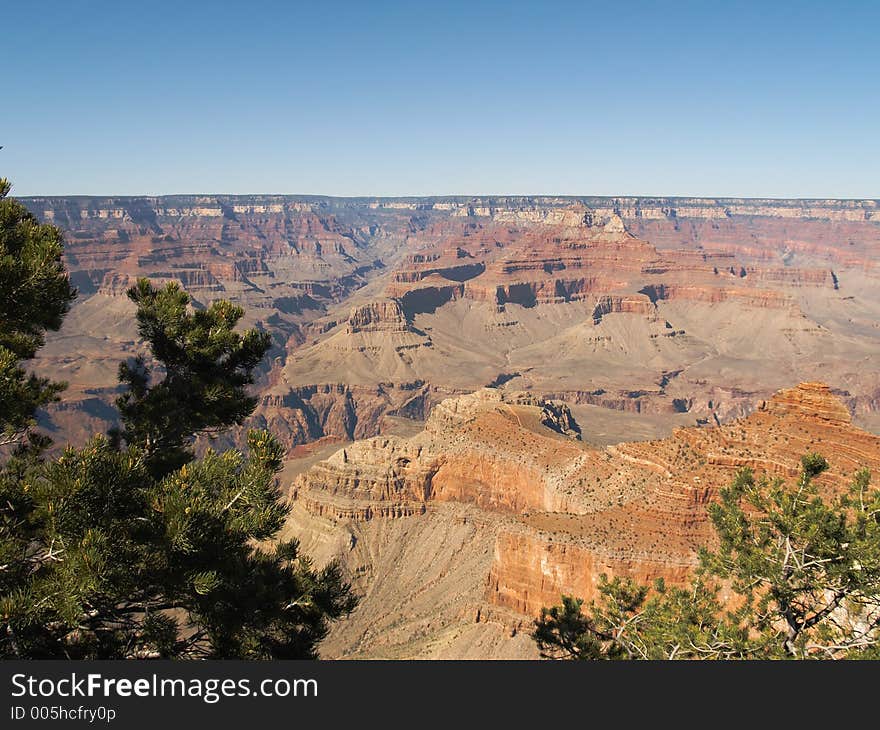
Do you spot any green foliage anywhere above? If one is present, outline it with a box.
[111,278,272,479]
[702,455,880,658]
[535,455,880,659]
[535,576,753,660]
[534,595,608,660]
[0,180,355,658]
[1,432,355,658]
[0,178,76,447]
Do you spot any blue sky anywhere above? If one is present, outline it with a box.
[3,1,878,197]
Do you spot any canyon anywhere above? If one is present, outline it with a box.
[25,194,880,449]
[20,193,880,657]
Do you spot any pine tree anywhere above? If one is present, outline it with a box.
[0,178,76,450]
[111,278,272,479]
[534,454,880,659]
[0,179,355,659]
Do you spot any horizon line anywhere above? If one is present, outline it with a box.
[14,191,880,204]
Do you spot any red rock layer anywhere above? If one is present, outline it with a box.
[385,211,837,318]
[292,383,880,619]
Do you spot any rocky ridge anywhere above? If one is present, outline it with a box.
[22,194,880,457]
[286,383,880,658]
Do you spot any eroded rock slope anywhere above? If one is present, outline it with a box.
[286,382,880,658]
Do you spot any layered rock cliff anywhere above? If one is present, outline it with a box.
[23,194,880,458]
[288,383,880,657]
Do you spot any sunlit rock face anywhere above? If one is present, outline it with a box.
[289,384,880,658]
[24,193,880,454]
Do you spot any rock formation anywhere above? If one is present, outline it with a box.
[25,194,880,454]
[287,383,880,658]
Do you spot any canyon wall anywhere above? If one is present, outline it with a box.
[22,194,880,456]
[288,383,880,657]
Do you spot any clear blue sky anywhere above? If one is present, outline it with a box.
[3,0,878,198]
